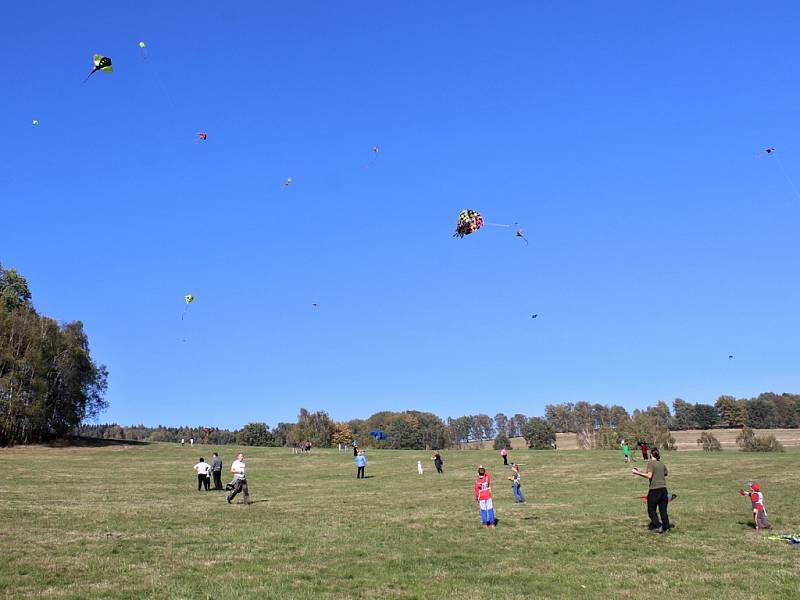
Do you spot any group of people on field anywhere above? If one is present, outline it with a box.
[192,451,251,504]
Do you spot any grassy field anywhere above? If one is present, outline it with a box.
[1,443,799,599]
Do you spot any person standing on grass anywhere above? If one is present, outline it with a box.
[500,446,509,466]
[432,451,444,474]
[211,452,223,490]
[190,437,195,448]
[193,457,211,491]
[739,482,773,531]
[621,439,631,463]
[632,448,670,533]
[355,450,367,479]
[474,466,496,528]
[227,453,251,504]
[508,464,525,503]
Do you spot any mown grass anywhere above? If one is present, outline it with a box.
[1,443,798,599]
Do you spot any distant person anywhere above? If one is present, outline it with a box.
[227,453,251,505]
[304,440,312,453]
[508,464,525,503]
[432,451,444,474]
[211,452,223,490]
[193,457,211,491]
[621,439,631,463]
[190,437,195,448]
[739,482,773,531]
[632,448,670,533]
[551,441,558,452]
[417,460,424,475]
[474,466,495,528]
[637,439,649,460]
[181,438,185,447]
[355,451,367,479]
[500,446,509,466]
[353,444,359,457]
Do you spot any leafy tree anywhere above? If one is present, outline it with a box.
[448,416,472,447]
[494,413,509,438]
[510,413,527,438]
[645,401,673,430]
[696,431,721,451]
[573,402,594,449]
[693,403,719,429]
[736,427,784,452]
[0,263,32,312]
[294,408,334,447]
[237,422,275,447]
[672,398,696,430]
[544,403,574,432]
[271,422,296,447]
[493,430,510,450]
[608,405,630,428]
[521,417,556,450]
[618,413,676,451]
[746,398,779,429]
[385,413,423,449]
[331,422,353,447]
[715,395,747,428]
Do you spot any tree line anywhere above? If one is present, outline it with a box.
[0,264,108,446]
[73,391,800,451]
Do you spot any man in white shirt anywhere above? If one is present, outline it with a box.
[227,453,251,505]
[193,457,211,491]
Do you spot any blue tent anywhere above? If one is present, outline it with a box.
[369,430,388,441]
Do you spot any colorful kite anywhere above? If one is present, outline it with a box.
[196,132,208,141]
[454,209,484,238]
[370,430,388,441]
[85,54,112,82]
[516,229,529,245]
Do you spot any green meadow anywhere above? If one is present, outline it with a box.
[1,443,798,599]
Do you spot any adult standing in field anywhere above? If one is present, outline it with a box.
[500,446,509,466]
[632,448,670,533]
[193,457,211,491]
[211,452,223,490]
[227,452,251,505]
[190,437,195,448]
[474,465,496,528]
[637,439,649,460]
[432,451,444,474]
[355,450,367,479]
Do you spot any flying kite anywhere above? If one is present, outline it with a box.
[531,314,538,319]
[454,209,484,238]
[85,54,112,82]
[196,132,208,141]
[516,229,529,245]
[312,303,319,308]
[283,177,293,189]
[728,355,734,360]
[182,294,194,320]
[372,146,380,154]
[32,119,39,126]
[369,430,388,441]
[765,147,775,155]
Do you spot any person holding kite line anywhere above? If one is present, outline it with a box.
[355,451,367,479]
[227,453,251,505]
[632,448,670,533]
[474,466,496,528]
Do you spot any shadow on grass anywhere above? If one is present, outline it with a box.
[738,520,757,529]
[48,436,150,448]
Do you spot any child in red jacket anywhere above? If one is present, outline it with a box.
[474,466,496,528]
[739,482,773,531]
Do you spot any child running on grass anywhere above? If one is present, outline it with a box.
[474,466,496,528]
[740,482,773,531]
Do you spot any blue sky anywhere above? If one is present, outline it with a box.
[2,2,800,429]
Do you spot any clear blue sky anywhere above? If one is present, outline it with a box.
[3,2,800,429]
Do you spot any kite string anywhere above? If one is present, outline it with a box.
[484,222,511,228]
[773,155,800,202]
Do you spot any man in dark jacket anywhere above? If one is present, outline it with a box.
[211,452,223,490]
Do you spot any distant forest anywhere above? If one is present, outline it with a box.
[76,392,800,451]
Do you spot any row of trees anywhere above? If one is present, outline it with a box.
[1,264,108,446]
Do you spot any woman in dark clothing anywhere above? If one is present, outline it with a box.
[632,448,670,533]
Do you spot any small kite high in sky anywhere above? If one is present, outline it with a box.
[283,177,293,189]
[372,146,380,154]
[196,132,208,141]
[531,314,538,319]
[728,355,734,360]
[454,209,484,238]
[32,119,39,126]
[182,294,194,320]
[765,147,775,154]
[85,54,112,82]
[516,229,529,245]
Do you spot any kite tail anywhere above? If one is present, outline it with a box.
[82,69,98,84]
[484,222,511,228]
